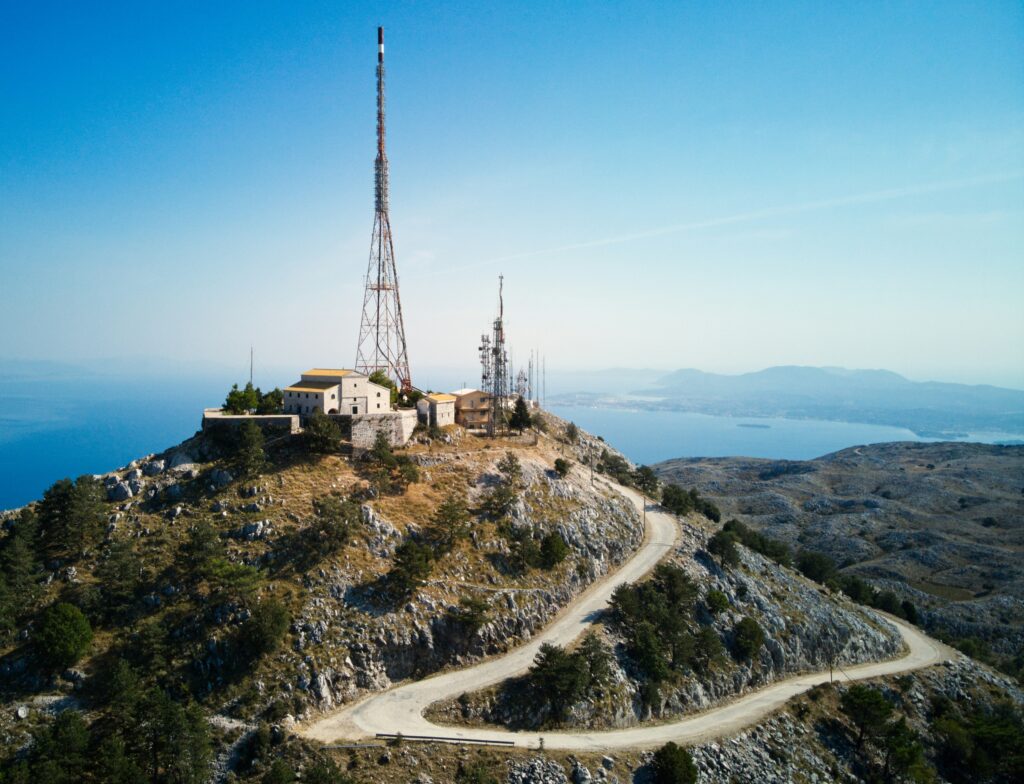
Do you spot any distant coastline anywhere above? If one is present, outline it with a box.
[548,402,1024,469]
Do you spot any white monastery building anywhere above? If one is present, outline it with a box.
[284,369,392,416]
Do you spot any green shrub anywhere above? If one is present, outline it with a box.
[236,419,267,478]
[932,701,1024,783]
[35,602,93,670]
[448,596,490,635]
[722,519,792,567]
[262,759,295,784]
[840,684,893,749]
[651,741,697,784]
[633,465,659,495]
[529,643,590,723]
[732,616,764,661]
[387,540,433,599]
[661,483,720,521]
[796,550,837,584]
[705,589,729,614]
[243,598,290,658]
[39,475,105,555]
[553,458,571,478]
[692,625,725,673]
[597,449,634,485]
[304,410,342,453]
[304,758,354,784]
[307,494,360,557]
[707,530,740,568]
[609,564,700,682]
[224,382,259,414]
[481,453,522,519]
[539,531,569,569]
[456,760,500,784]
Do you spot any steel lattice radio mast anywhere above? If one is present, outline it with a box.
[355,27,413,392]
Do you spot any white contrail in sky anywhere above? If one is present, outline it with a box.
[414,170,1023,279]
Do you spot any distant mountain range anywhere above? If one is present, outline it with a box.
[553,366,1024,438]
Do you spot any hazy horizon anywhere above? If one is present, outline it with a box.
[2,355,1023,394]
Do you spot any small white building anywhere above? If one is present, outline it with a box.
[283,369,392,416]
[451,388,491,429]
[416,393,456,428]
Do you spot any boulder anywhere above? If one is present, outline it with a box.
[238,520,270,541]
[143,459,165,476]
[210,469,234,489]
[168,452,194,469]
[108,482,133,502]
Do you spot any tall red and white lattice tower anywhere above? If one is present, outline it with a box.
[355,27,413,392]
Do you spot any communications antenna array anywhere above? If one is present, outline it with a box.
[355,27,413,392]
[479,276,510,436]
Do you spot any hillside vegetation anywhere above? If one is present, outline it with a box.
[0,414,641,782]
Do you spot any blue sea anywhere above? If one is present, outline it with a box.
[0,372,226,511]
[1,370,1018,511]
[548,404,1019,467]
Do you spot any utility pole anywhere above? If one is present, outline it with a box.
[249,346,253,387]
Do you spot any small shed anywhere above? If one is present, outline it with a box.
[417,393,457,428]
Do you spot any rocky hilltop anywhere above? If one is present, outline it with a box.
[0,413,644,781]
[654,442,1024,663]
[1,422,1021,783]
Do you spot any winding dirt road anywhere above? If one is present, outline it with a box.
[300,478,952,751]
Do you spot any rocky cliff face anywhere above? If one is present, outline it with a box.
[286,453,642,713]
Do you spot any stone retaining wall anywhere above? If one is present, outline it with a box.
[351,409,417,451]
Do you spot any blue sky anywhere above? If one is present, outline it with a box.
[2,1,1022,389]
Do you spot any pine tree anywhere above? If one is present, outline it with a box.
[96,539,142,621]
[223,382,260,414]
[35,475,105,558]
[236,419,267,478]
[428,493,470,554]
[304,409,342,453]
[510,396,532,432]
[0,510,41,622]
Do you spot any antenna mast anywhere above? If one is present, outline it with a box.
[355,27,413,392]
[479,276,510,436]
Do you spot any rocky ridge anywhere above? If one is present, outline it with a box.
[653,442,1024,655]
